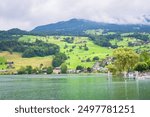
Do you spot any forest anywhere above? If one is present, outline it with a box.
[0,39,60,58]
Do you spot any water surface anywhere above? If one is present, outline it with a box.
[0,74,150,100]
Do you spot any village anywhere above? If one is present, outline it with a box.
[0,56,150,80]
[0,57,113,74]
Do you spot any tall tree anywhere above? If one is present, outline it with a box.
[113,48,139,72]
[61,63,67,74]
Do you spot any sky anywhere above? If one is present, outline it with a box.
[0,0,150,30]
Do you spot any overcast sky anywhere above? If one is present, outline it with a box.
[0,0,150,30]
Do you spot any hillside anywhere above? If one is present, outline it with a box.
[18,35,113,69]
[0,18,150,73]
[0,28,30,40]
[0,31,149,71]
[32,18,150,35]
[0,51,53,70]
[32,19,102,35]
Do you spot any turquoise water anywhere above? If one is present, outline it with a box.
[0,74,150,100]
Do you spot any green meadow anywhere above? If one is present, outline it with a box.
[0,57,7,70]
[1,32,149,71]
[18,35,113,69]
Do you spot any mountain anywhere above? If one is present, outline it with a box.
[0,28,29,40]
[7,28,29,35]
[32,18,103,35]
[32,18,150,35]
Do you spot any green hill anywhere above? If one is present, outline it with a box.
[0,31,149,71]
[18,35,113,69]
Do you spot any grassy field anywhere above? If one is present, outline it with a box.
[19,35,113,69]
[110,37,150,50]
[0,57,7,70]
[85,29,103,35]
[110,37,138,46]
[1,33,150,71]
[0,51,53,70]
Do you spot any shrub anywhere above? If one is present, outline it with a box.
[52,53,67,67]
[93,56,99,61]
[86,58,91,62]
[47,66,53,74]
[76,65,84,71]
[146,60,150,70]
[134,62,148,72]
[84,46,89,51]
[61,63,67,74]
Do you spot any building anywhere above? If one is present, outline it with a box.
[53,67,61,74]
[92,62,101,71]
[6,62,14,69]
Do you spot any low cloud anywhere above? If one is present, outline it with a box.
[0,0,150,30]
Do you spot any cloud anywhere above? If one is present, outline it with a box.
[0,0,150,30]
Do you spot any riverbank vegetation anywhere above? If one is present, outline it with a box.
[107,48,150,75]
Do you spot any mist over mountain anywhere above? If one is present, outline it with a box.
[32,18,102,35]
[1,18,150,36]
[31,18,150,35]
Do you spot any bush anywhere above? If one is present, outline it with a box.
[61,63,67,74]
[93,56,99,61]
[146,60,150,70]
[26,66,33,74]
[64,37,74,43]
[86,58,91,62]
[134,62,148,72]
[87,67,92,73]
[47,66,53,74]
[52,53,67,67]
[107,64,117,75]
[84,46,89,51]
[76,65,84,71]
[17,66,26,74]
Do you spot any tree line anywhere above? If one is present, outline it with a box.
[88,33,121,48]
[0,40,60,57]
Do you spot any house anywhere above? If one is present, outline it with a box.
[53,67,61,74]
[92,57,114,72]
[92,62,101,71]
[6,62,14,69]
[67,69,76,74]
[99,57,114,67]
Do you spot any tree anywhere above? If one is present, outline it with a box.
[17,66,26,74]
[52,53,67,67]
[84,46,89,51]
[76,65,84,71]
[134,62,148,72]
[93,56,99,61]
[86,58,91,62]
[146,59,150,70]
[26,66,33,74]
[107,64,117,75]
[87,67,92,73]
[140,51,150,62]
[113,48,139,72]
[47,66,53,74]
[61,63,67,74]
[0,40,60,58]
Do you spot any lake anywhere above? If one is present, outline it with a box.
[0,74,150,100]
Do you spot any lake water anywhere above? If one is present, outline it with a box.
[0,74,150,100]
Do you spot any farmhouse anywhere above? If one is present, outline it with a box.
[6,61,14,69]
[92,62,101,71]
[53,67,61,74]
[92,57,114,72]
